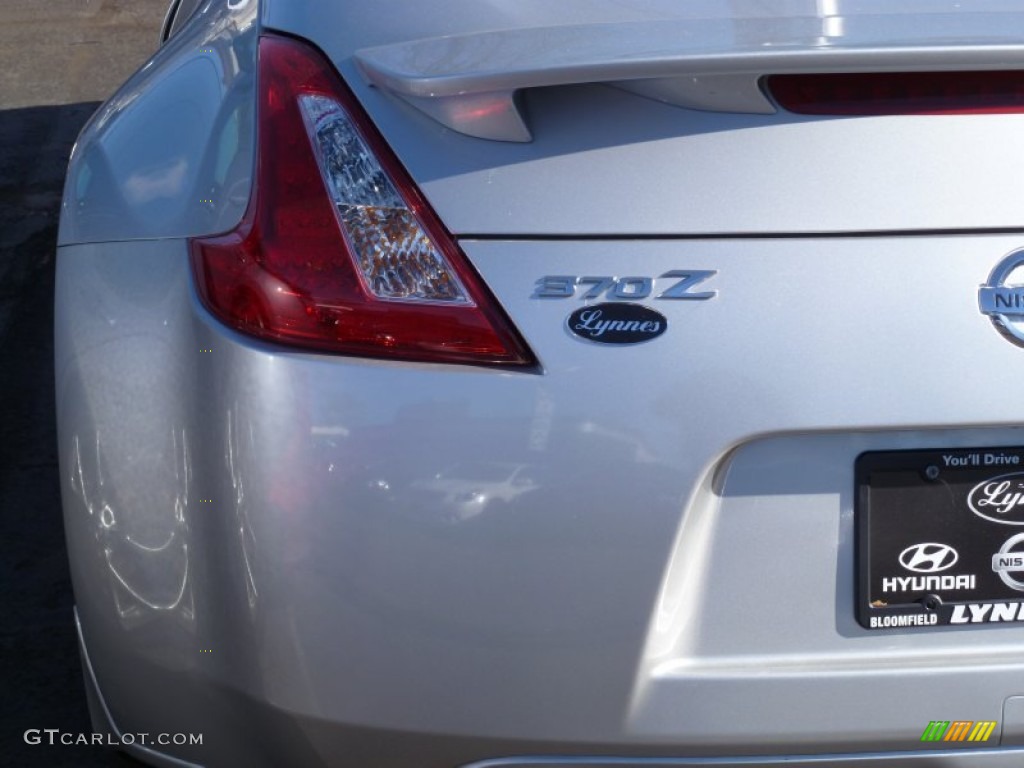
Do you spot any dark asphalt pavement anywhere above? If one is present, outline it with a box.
[1,2,167,765]
[0,102,137,768]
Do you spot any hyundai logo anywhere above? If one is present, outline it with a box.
[898,543,959,574]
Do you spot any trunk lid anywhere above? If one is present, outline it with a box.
[265,0,1024,235]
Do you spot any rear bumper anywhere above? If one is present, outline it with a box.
[76,609,1024,768]
[462,754,1024,768]
[56,235,1024,766]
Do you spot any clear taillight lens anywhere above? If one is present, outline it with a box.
[191,34,534,367]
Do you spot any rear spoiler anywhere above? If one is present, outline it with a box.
[354,14,1024,141]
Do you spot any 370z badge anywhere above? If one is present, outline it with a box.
[536,271,714,345]
[567,303,667,345]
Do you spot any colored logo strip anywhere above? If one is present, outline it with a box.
[920,720,997,742]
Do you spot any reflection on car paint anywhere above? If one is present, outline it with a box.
[68,429,194,625]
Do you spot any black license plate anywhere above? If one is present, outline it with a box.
[857,447,1024,630]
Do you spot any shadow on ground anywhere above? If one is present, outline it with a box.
[0,102,139,767]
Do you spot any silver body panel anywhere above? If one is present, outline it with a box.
[58,0,255,246]
[56,0,1024,765]
[324,81,1024,236]
[57,233,1024,765]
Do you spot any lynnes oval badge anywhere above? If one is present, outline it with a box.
[968,471,1024,525]
[566,302,667,345]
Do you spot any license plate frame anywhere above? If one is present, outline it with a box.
[856,447,1024,630]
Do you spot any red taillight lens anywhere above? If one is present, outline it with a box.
[191,34,535,367]
[767,71,1024,116]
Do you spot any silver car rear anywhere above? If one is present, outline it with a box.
[56,1,1024,766]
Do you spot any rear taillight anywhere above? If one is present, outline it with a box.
[191,34,535,367]
[766,71,1024,116]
